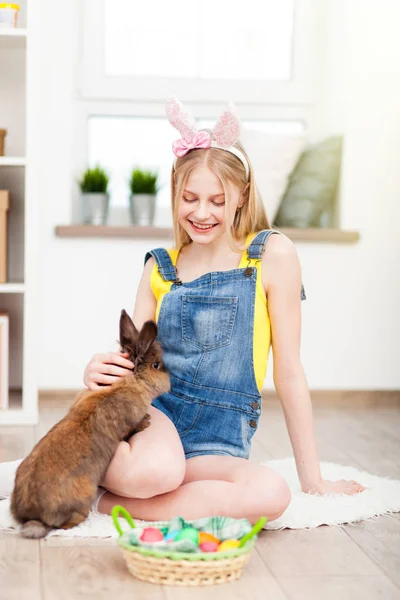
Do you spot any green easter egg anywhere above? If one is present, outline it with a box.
[129,532,139,545]
[160,526,169,536]
[174,527,199,545]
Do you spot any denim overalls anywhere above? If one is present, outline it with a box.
[144,229,305,459]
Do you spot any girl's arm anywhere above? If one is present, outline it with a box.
[262,234,364,495]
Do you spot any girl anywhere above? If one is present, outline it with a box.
[84,99,365,524]
[0,99,365,524]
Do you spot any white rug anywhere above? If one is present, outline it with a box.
[262,458,400,529]
[1,458,399,537]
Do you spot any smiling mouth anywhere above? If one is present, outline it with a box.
[188,220,218,231]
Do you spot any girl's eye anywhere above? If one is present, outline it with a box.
[183,197,225,207]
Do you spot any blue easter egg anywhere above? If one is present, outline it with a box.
[165,530,179,542]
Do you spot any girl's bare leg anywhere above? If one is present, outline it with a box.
[99,454,291,524]
[101,405,186,498]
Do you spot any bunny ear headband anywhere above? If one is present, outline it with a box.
[166,97,250,180]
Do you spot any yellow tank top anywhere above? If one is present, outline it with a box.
[149,232,270,391]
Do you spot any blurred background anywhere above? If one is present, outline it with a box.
[0,0,399,423]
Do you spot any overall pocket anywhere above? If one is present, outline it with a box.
[181,295,238,350]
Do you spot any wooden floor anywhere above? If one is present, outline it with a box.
[1,395,400,599]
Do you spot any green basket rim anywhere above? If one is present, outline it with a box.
[117,535,255,561]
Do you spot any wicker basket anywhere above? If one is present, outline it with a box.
[112,506,264,586]
[120,543,253,586]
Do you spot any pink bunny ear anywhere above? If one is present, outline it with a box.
[212,102,241,147]
[166,97,198,144]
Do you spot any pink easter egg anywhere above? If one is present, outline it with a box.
[140,527,164,542]
[200,541,219,553]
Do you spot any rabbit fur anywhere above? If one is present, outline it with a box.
[10,310,170,538]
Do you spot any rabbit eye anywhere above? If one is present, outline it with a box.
[152,361,160,369]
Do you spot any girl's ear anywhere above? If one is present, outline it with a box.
[119,309,139,351]
[136,321,158,359]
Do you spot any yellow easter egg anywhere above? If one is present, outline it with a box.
[217,539,240,552]
[199,532,220,545]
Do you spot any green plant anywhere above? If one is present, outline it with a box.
[78,165,109,194]
[130,168,158,195]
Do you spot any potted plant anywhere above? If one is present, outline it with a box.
[129,167,158,226]
[78,165,110,225]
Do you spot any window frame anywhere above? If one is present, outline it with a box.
[78,0,318,105]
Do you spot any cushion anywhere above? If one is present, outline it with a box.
[240,128,306,224]
[274,136,343,228]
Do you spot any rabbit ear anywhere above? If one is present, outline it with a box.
[166,97,197,144]
[212,102,241,147]
[136,320,158,359]
[119,309,139,351]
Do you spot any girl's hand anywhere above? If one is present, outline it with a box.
[303,479,366,496]
[83,351,134,390]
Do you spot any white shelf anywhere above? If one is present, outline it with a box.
[0,408,38,425]
[0,28,27,50]
[0,2,39,426]
[0,283,25,293]
[0,28,27,37]
[0,389,38,425]
[0,157,27,166]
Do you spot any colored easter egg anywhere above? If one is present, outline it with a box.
[200,541,219,553]
[217,539,241,552]
[174,527,199,545]
[199,532,220,545]
[164,530,179,542]
[140,527,164,542]
[129,532,138,545]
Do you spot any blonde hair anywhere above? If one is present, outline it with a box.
[170,133,270,253]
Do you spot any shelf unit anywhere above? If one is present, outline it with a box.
[0,28,28,37]
[0,157,27,166]
[0,1,40,425]
[0,283,26,293]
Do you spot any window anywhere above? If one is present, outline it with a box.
[88,116,305,226]
[80,0,316,103]
[77,0,318,225]
[104,0,294,81]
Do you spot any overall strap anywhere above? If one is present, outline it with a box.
[247,229,280,260]
[144,248,179,282]
[247,230,307,301]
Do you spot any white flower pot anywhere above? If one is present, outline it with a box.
[129,194,156,226]
[82,193,109,225]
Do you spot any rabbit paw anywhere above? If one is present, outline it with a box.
[135,413,151,433]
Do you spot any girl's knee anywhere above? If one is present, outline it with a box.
[115,447,186,499]
[132,453,186,498]
[243,469,291,523]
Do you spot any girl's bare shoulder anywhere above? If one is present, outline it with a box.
[260,233,301,292]
[263,231,297,256]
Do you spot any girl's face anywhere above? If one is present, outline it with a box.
[177,166,243,244]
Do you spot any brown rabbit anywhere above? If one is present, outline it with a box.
[10,310,170,538]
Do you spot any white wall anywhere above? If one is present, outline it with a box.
[36,0,400,390]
